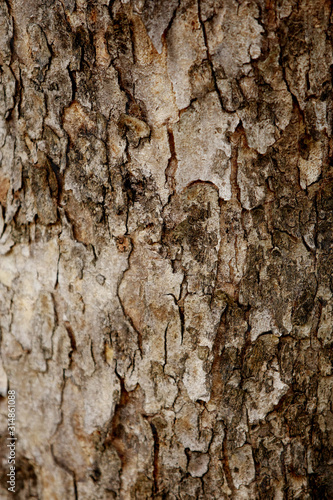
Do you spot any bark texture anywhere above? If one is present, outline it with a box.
[0,0,333,498]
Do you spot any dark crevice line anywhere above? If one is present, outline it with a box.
[197,0,225,113]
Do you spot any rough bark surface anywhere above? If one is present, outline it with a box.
[0,0,333,498]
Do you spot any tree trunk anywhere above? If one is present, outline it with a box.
[0,0,333,498]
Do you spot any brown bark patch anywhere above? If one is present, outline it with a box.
[0,176,10,205]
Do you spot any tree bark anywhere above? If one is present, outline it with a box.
[0,0,333,498]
